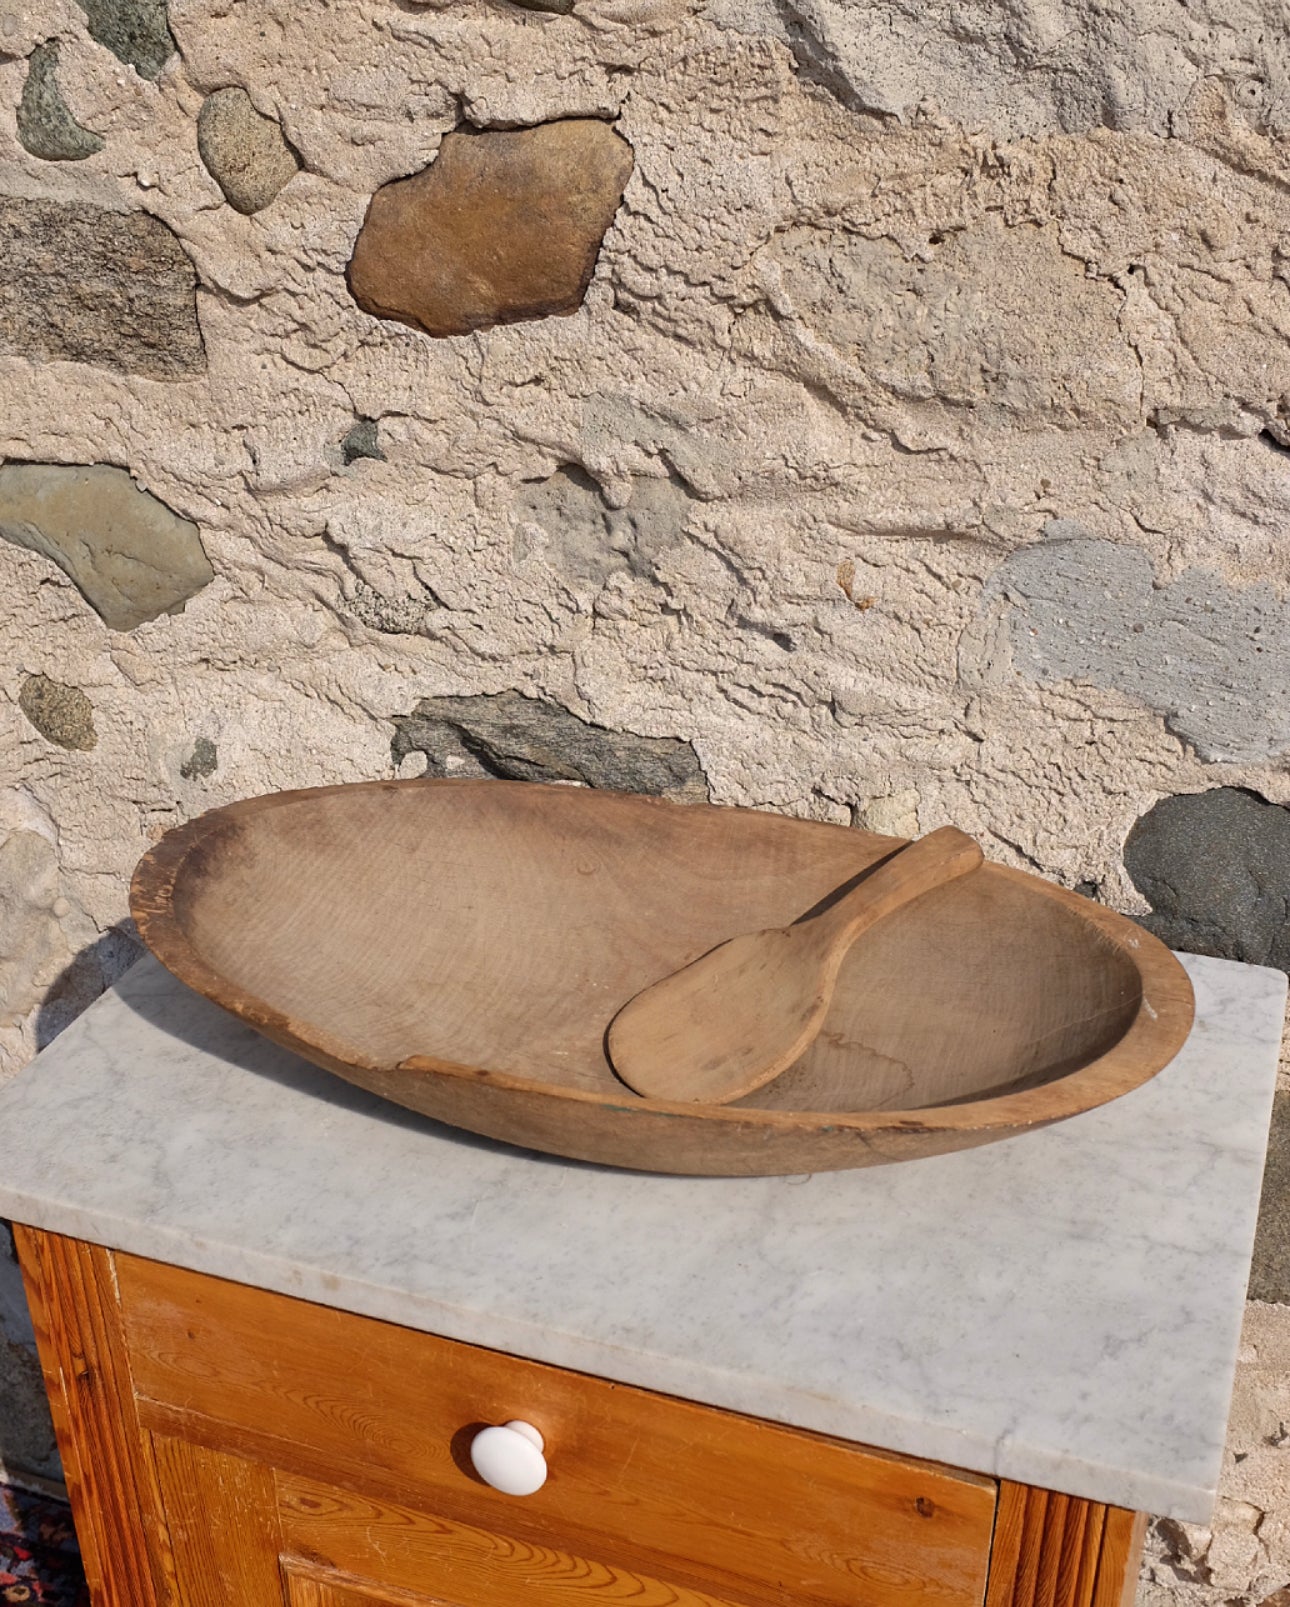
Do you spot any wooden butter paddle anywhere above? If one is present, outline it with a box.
[607,825,983,1105]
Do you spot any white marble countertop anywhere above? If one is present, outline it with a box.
[0,951,1282,1521]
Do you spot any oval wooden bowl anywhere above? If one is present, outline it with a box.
[131,779,1195,1176]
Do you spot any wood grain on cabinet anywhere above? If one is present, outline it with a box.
[152,1435,282,1603]
[114,1249,997,1607]
[282,1567,442,1607]
[1092,1510,1149,1607]
[14,1228,1153,1607]
[983,1481,1147,1607]
[278,1471,763,1607]
[11,1225,167,1607]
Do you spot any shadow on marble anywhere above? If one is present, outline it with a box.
[112,958,628,1176]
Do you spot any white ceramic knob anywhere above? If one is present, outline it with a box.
[469,1419,547,1496]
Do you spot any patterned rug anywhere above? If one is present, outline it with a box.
[0,1486,88,1606]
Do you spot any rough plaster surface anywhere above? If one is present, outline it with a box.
[714,0,1290,140]
[0,0,1289,1581]
[515,464,698,590]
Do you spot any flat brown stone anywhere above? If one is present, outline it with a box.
[348,119,633,338]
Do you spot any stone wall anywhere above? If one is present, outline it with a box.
[2,0,1290,1591]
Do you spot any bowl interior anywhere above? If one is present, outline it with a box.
[167,781,1143,1113]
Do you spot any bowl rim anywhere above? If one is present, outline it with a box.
[130,777,1197,1140]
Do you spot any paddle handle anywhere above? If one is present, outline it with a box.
[810,826,983,953]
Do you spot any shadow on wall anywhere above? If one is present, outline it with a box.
[34,926,141,1053]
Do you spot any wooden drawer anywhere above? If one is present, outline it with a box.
[115,1251,996,1607]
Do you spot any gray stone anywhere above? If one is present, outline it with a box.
[514,466,694,588]
[0,198,204,379]
[982,526,1290,763]
[349,582,434,635]
[0,462,213,631]
[341,418,384,466]
[17,42,104,161]
[1250,1090,1290,1304]
[197,88,300,216]
[391,691,709,801]
[1124,788,1290,971]
[180,736,217,779]
[17,675,96,750]
[73,0,174,80]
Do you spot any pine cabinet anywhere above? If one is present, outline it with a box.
[14,1227,1145,1607]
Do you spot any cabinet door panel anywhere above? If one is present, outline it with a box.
[279,1475,759,1607]
[285,1570,445,1607]
[149,1441,823,1607]
[117,1250,995,1607]
[151,1436,287,1606]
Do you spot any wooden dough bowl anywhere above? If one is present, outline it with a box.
[131,779,1195,1176]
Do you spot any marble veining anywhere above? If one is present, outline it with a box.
[0,952,1281,1521]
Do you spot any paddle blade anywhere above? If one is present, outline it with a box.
[607,928,832,1104]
